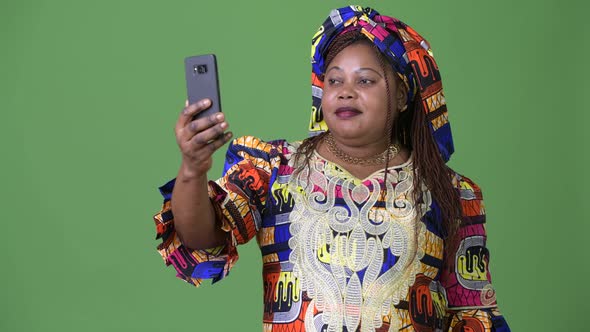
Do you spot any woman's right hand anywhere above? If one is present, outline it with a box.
[175,98,233,178]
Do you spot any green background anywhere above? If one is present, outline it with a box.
[2,0,587,330]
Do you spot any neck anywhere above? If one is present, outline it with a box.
[323,132,399,166]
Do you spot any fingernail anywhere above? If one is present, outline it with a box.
[216,113,223,121]
[202,99,211,107]
[220,122,227,129]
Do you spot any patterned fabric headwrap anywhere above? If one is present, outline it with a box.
[309,5,454,162]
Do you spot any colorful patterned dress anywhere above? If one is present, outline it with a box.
[153,136,510,331]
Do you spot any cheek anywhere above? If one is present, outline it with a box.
[364,92,394,128]
[362,90,390,113]
[320,90,336,108]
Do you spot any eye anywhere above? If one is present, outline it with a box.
[327,78,341,85]
[359,78,374,85]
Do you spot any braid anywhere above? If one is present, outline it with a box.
[411,99,461,252]
[375,44,394,195]
[293,131,326,178]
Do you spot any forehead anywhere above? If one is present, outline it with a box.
[327,42,383,68]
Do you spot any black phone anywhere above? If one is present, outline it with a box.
[184,54,222,120]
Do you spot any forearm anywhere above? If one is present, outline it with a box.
[171,162,227,249]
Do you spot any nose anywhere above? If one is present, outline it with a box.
[337,83,356,100]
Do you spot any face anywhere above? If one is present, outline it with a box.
[321,42,405,147]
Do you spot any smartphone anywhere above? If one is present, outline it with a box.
[184,54,222,120]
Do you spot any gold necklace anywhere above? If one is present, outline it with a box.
[324,133,400,166]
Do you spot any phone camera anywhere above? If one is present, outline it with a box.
[194,64,208,74]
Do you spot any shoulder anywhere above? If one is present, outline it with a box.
[230,135,300,150]
[225,135,302,164]
[229,136,281,153]
[448,170,486,220]
[449,170,484,201]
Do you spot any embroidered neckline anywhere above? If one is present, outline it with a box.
[312,149,414,183]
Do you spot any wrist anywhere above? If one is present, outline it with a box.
[178,162,207,183]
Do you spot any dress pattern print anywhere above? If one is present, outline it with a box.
[153,136,511,331]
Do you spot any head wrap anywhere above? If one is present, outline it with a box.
[309,5,454,162]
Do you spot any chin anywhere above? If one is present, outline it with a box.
[330,130,368,142]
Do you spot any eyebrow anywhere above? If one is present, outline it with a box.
[326,66,384,78]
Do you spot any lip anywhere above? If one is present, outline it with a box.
[334,107,362,119]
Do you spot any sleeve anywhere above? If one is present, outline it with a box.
[440,175,511,332]
[152,136,283,287]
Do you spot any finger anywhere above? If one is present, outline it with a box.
[202,131,233,155]
[190,120,229,146]
[185,112,225,139]
[176,98,211,130]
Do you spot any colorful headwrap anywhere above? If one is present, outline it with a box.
[309,5,454,162]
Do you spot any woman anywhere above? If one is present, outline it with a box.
[154,6,510,331]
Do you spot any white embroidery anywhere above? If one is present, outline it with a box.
[288,155,430,332]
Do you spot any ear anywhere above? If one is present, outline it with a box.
[397,81,409,112]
